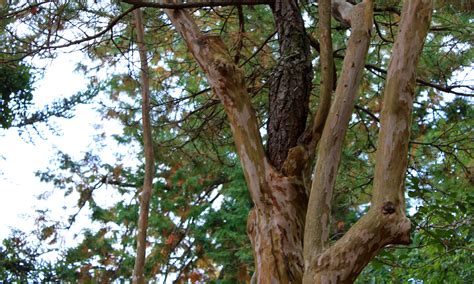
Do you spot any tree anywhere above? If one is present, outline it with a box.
[2,0,472,282]
[160,0,433,281]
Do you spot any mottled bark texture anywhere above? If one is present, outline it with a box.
[304,0,373,263]
[303,0,433,282]
[132,8,155,284]
[165,8,308,282]
[161,0,432,282]
[305,0,333,152]
[267,0,312,171]
[247,168,308,283]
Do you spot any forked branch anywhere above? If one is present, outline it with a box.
[304,0,433,282]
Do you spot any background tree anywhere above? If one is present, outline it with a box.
[0,0,472,282]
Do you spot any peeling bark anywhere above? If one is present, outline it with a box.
[165,8,308,282]
[372,0,433,211]
[248,167,307,283]
[304,0,374,267]
[307,210,411,283]
[303,0,433,282]
[165,9,268,206]
[163,0,433,282]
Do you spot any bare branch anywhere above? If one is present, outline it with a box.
[364,64,474,97]
[132,8,155,284]
[304,0,374,265]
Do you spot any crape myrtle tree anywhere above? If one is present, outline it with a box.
[1,0,472,282]
[151,0,432,282]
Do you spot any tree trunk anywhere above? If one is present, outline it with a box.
[247,168,307,283]
[247,1,314,280]
[163,0,433,282]
[267,0,312,170]
[303,0,433,282]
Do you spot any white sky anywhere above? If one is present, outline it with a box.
[0,51,183,281]
[0,53,111,244]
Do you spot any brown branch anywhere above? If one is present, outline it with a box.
[1,1,53,18]
[238,30,276,67]
[364,64,473,97]
[307,34,338,88]
[132,8,155,284]
[4,5,138,60]
[100,176,137,188]
[374,18,393,43]
[306,1,433,282]
[164,8,269,207]
[233,5,245,64]
[355,104,380,123]
[303,0,374,282]
[307,0,334,153]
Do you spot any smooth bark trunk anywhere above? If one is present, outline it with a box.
[303,0,433,282]
[132,8,155,284]
[247,168,307,283]
[164,7,310,282]
[304,0,373,262]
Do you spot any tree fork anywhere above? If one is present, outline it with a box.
[165,7,309,283]
[303,0,433,282]
[304,0,374,266]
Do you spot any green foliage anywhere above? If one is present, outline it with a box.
[0,230,58,282]
[0,60,34,128]
[0,0,472,282]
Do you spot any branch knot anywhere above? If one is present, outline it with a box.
[381,201,396,215]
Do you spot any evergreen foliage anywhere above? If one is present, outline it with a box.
[0,0,472,282]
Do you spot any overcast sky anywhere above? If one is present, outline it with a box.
[0,53,107,244]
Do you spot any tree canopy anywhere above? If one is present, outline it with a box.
[0,0,472,282]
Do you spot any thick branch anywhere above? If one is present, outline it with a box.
[132,8,155,284]
[305,1,433,282]
[309,209,411,283]
[331,0,355,27]
[372,0,433,210]
[164,9,269,206]
[304,0,373,272]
